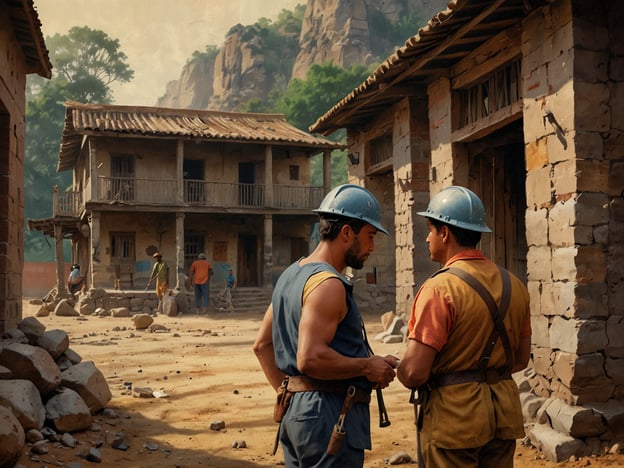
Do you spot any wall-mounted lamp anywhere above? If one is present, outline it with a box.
[347,152,360,165]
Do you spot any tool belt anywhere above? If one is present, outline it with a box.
[274,375,370,423]
[428,366,512,389]
[272,375,371,456]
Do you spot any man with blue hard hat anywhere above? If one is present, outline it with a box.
[398,186,532,467]
[254,184,398,467]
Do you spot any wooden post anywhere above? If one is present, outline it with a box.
[54,224,66,295]
[264,145,273,207]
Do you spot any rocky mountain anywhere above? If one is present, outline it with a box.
[156,0,447,112]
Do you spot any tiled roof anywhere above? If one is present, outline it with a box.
[58,101,344,171]
[310,0,536,135]
[6,0,52,77]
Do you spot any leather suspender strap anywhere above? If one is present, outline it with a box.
[426,266,514,389]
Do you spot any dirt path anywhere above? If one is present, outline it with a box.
[17,300,624,467]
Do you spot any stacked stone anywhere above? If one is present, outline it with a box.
[0,316,112,466]
[520,0,624,461]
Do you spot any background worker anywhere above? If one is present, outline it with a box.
[397,186,531,468]
[223,268,236,311]
[253,184,398,467]
[189,252,213,314]
[146,252,169,313]
[67,263,84,294]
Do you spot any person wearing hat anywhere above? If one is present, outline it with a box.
[189,252,213,314]
[67,263,84,294]
[397,186,531,467]
[146,252,169,312]
[253,184,398,467]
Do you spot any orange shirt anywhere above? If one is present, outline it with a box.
[190,259,212,285]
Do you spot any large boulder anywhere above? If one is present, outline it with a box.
[45,387,92,432]
[61,361,112,413]
[0,405,25,467]
[0,379,46,430]
[0,342,61,395]
[37,329,70,359]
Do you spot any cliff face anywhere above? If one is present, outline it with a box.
[291,0,445,79]
[156,0,447,111]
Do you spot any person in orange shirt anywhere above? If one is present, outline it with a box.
[189,252,213,314]
[397,186,531,468]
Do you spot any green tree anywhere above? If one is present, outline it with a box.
[25,26,133,261]
[274,62,372,187]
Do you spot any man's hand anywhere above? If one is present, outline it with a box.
[364,355,398,389]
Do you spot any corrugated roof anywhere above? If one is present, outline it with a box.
[6,0,52,77]
[58,101,345,172]
[310,0,543,135]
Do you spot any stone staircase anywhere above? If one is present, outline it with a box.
[212,287,273,314]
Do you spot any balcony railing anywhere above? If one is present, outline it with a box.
[52,177,325,216]
[53,190,82,217]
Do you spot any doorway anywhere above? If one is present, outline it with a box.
[184,159,205,203]
[237,234,258,287]
[465,121,527,282]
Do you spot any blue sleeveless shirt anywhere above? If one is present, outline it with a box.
[271,261,373,451]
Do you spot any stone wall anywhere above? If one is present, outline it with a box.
[0,13,28,334]
[522,0,623,408]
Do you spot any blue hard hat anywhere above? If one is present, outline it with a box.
[417,186,491,233]
[314,184,388,235]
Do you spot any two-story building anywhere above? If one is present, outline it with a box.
[29,101,345,296]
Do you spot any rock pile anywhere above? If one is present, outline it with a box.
[0,315,112,466]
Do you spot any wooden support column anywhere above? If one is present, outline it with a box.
[89,211,101,288]
[264,145,273,207]
[323,150,331,194]
[88,140,97,201]
[175,213,185,290]
[263,214,273,288]
[54,223,66,295]
[176,140,184,204]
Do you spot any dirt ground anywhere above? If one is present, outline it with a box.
[17,300,624,468]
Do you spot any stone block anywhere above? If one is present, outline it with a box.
[527,280,541,315]
[590,400,624,438]
[575,193,609,226]
[542,281,574,317]
[45,387,92,433]
[551,246,576,281]
[526,138,548,171]
[552,351,575,386]
[606,315,624,358]
[0,379,45,431]
[553,159,577,196]
[520,391,545,422]
[577,160,610,193]
[526,166,552,208]
[573,130,604,161]
[528,423,588,462]
[609,81,624,132]
[532,347,553,375]
[606,358,624,385]
[0,406,24,468]
[547,47,573,91]
[607,246,624,284]
[608,164,624,197]
[550,317,606,355]
[571,353,606,383]
[531,313,550,348]
[525,208,548,246]
[572,377,614,405]
[527,246,552,281]
[574,282,608,319]
[546,398,606,438]
[523,95,549,140]
[574,49,609,83]
[546,131,574,165]
[573,18,609,51]
[0,343,61,396]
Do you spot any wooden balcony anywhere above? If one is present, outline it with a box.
[52,177,325,217]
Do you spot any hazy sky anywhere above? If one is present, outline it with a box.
[35,0,302,106]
